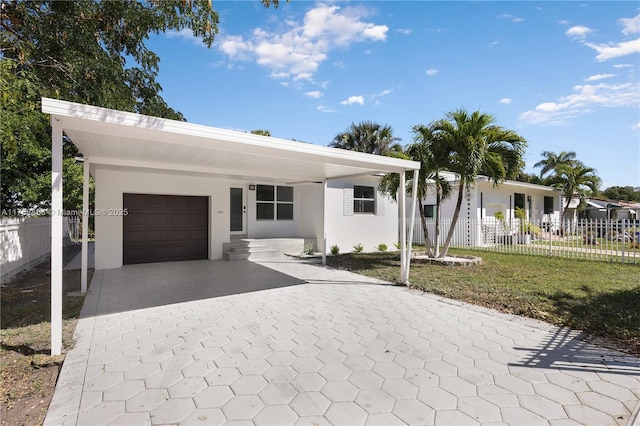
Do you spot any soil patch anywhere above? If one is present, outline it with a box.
[1,244,91,426]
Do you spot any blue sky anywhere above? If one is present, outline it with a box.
[147,1,640,189]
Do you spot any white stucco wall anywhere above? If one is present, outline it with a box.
[324,176,398,253]
[296,183,324,250]
[245,182,300,239]
[93,167,229,269]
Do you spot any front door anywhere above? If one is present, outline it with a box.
[230,187,245,234]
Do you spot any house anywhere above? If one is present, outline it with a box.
[41,98,420,355]
[407,173,563,245]
[579,198,640,221]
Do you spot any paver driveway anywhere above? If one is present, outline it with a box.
[45,257,640,425]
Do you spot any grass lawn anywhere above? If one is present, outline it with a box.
[327,249,640,355]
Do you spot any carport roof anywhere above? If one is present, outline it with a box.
[42,98,419,182]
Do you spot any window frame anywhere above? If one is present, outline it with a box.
[544,196,554,214]
[255,184,294,221]
[353,185,376,214]
[424,204,436,218]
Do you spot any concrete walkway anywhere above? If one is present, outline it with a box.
[45,257,640,425]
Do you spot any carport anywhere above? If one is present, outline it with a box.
[42,97,421,355]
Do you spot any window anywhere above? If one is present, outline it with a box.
[424,204,436,218]
[514,193,525,210]
[256,185,294,220]
[544,196,554,214]
[353,185,375,214]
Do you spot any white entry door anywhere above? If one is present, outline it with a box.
[230,187,246,235]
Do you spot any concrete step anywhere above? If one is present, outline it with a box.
[223,251,250,261]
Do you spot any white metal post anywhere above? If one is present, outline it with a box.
[322,180,327,265]
[404,169,419,283]
[399,171,406,282]
[81,158,89,293]
[51,117,63,356]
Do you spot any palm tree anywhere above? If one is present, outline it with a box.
[330,121,402,155]
[534,150,577,180]
[434,109,526,258]
[379,123,452,257]
[549,163,601,221]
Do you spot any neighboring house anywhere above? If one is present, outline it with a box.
[407,173,563,245]
[579,198,640,221]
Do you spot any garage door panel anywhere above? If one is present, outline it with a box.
[123,194,209,265]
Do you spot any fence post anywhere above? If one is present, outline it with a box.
[621,220,625,263]
[548,221,553,256]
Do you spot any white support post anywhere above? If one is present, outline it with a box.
[322,180,328,265]
[399,171,407,282]
[81,158,89,293]
[404,169,419,283]
[51,117,63,356]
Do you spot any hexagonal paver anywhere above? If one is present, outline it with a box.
[193,347,224,361]
[263,365,297,384]
[418,387,457,410]
[107,412,151,425]
[290,392,330,417]
[372,362,405,379]
[321,381,359,402]
[230,375,268,395]
[167,377,207,398]
[258,383,298,405]
[435,409,480,425]
[222,395,265,421]
[476,384,520,408]
[364,413,406,425]
[318,364,352,381]
[355,389,395,414]
[193,385,234,408]
[205,368,241,386]
[103,380,145,401]
[84,372,125,392]
[145,369,183,389]
[501,406,550,425]
[266,351,297,366]
[576,391,628,417]
[77,402,125,425]
[291,372,327,392]
[150,398,195,424]
[214,352,246,368]
[125,388,168,413]
[291,357,324,374]
[382,378,419,400]
[325,402,367,425]
[254,405,299,425]
[392,399,435,425]
[343,355,375,372]
[458,396,503,423]
[348,370,384,390]
[292,344,321,358]
[237,358,271,375]
[104,356,141,373]
[405,369,439,387]
[178,408,226,425]
[242,345,273,360]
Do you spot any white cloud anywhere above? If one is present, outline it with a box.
[619,14,640,35]
[270,71,290,79]
[304,91,323,99]
[566,25,593,39]
[497,14,524,23]
[317,105,337,113]
[584,73,615,82]
[558,19,570,25]
[364,49,374,55]
[634,120,640,131]
[398,28,412,35]
[584,38,640,61]
[372,89,392,98]
[333,61,345,69]
[216,4,388,82]
[499,98,512,104]
[340,95,364,106]
[489,41,499,48]
[425,68,439,76]
[613,63,633,68]
[519,82,640,125]
[166,28,203,45]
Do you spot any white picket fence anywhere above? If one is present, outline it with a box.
[404,218,640,264]
[1,216,79,283]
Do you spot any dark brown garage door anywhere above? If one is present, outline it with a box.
[123,194,208,265]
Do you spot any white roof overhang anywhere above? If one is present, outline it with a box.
[41,98,420,182]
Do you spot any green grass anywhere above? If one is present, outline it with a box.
[327,249,640,354]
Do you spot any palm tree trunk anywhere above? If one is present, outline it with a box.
[440,182,465,258]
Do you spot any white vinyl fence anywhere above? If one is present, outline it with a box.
[1,216,79,283]
[404,218,640,264]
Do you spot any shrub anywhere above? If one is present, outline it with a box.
[330,245,340,255]
[353,243,364,253]
[302,242,314,256]
[377,243,387,252]
[393,241,401,250]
